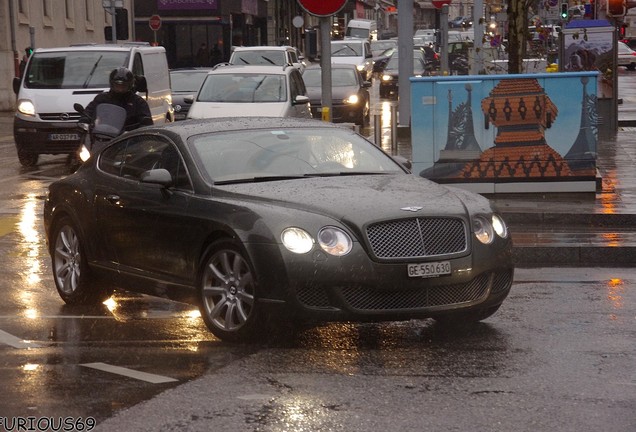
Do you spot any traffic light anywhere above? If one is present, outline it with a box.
[560,2,569,19]
[115,8,129,40]
[606,0,626,16]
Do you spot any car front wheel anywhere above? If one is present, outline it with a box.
[198,240,261,342]
[17,148,38,167]
[51,216,105,304]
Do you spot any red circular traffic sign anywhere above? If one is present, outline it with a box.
[149,15,162,31]
[297,0,347,17]
[432,0,451,8]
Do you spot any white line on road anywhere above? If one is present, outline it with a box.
[0,329,42,349]
[81,362,178,384]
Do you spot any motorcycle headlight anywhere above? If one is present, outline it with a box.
[382,74,393,81]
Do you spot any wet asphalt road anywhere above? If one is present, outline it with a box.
[0,115,634,432]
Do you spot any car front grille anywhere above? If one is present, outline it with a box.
[297,270,514,312]
[39,112,82,121]
[366,217,467,259]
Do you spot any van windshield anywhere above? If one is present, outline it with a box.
[24,51,129,89]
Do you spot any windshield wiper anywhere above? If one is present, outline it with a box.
[83,55,103,88]
[305,171,393,177]
[214,175,307,185]
[260,56,276,65]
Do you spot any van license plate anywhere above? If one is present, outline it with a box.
[49,133,79,141]
[407,261,451,278]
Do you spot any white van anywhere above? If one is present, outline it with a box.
[12,43,174,166]
[345,19,378,41]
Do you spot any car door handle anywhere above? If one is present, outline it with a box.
[106,194,121,205]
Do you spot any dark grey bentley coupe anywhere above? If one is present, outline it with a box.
[44,117,514,342]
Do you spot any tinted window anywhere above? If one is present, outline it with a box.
[99,135,192,190]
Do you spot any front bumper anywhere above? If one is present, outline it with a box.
[14,116,81,154]
[310,104,363,124]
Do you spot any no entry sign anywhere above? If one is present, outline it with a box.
[297,0,347,17]
[149,15,162,31]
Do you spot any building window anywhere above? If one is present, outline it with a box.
[65,0,75,28]
[42,0,53,27]
[85,0,95,30]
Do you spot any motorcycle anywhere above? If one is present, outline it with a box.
[69,102,127,172]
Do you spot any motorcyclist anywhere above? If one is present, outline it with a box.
[81,67,153,131]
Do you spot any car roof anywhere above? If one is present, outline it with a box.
[206,64,294,75]
[147,117,346,138]
[304,63,358,70]
[33,43,163,53]
[170,67,215,73]
[232,46,296,52]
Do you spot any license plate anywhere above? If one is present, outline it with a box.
[49,133,80,141]
[407,261,451,278]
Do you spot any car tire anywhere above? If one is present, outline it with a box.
[51,216,106,305]
[198,239,261,342]
[17,148,38,167]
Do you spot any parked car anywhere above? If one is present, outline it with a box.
[43,117,514,342]
[302,63,371,125]
[169,68,213,120]
[380,49,429,98]
[330,39,374,80]
[617,41,636,71]
[448,16,472,28]
[229,45,305,72]
[186,64,311,119]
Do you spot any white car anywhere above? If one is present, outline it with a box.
[186,65,312,119]
[229,46,305,72]
[330,39,374,81]
[618,41,636,71]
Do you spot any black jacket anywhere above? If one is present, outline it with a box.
[82,91,153,131]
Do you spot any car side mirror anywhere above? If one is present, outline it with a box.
[184,95,194,104]
[140,168,173,187]
[362,81,372,88]
[135,75,148,93]
[13,77,21,95]
[294,95,310,105]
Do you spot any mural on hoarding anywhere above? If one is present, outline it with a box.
[411,74,598,191]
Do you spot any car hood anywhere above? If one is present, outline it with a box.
[306,85,361,103]
[218,174,481,224]
[331,57,364,67]
[187,102,289,118]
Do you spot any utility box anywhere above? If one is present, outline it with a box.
[410,72,599,194]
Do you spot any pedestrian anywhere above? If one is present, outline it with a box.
[18,47,32,77]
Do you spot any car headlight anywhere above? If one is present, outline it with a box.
[17,99,35,116]
[492,214,509,238]
[382,74,393,81]
[356,64,365,71]
[317,227,352,256]
[343,94,359,105]
[281,227,314,254]
[473,215,494,244]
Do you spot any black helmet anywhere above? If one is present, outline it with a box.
[109,67,134,94]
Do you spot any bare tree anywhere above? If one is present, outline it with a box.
[507,0,533,73]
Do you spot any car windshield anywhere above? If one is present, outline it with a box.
[170,71,210,92]
[385,53,426,72]
[331,43,363,56]
[197,73,287,103]
[302,68,359,87]
[231,50,286,66]
[24,51,128,89]
[188,127,403,184]
[371,41,397,56]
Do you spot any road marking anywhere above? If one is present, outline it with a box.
[81,362,178,383]
[0,329,42,349]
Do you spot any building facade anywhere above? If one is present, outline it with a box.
[1,0,398,111]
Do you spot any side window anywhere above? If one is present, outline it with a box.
[288,50,298,64]
[132,52,144,78]
[290,70,306,98]
[99,135,192,190]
